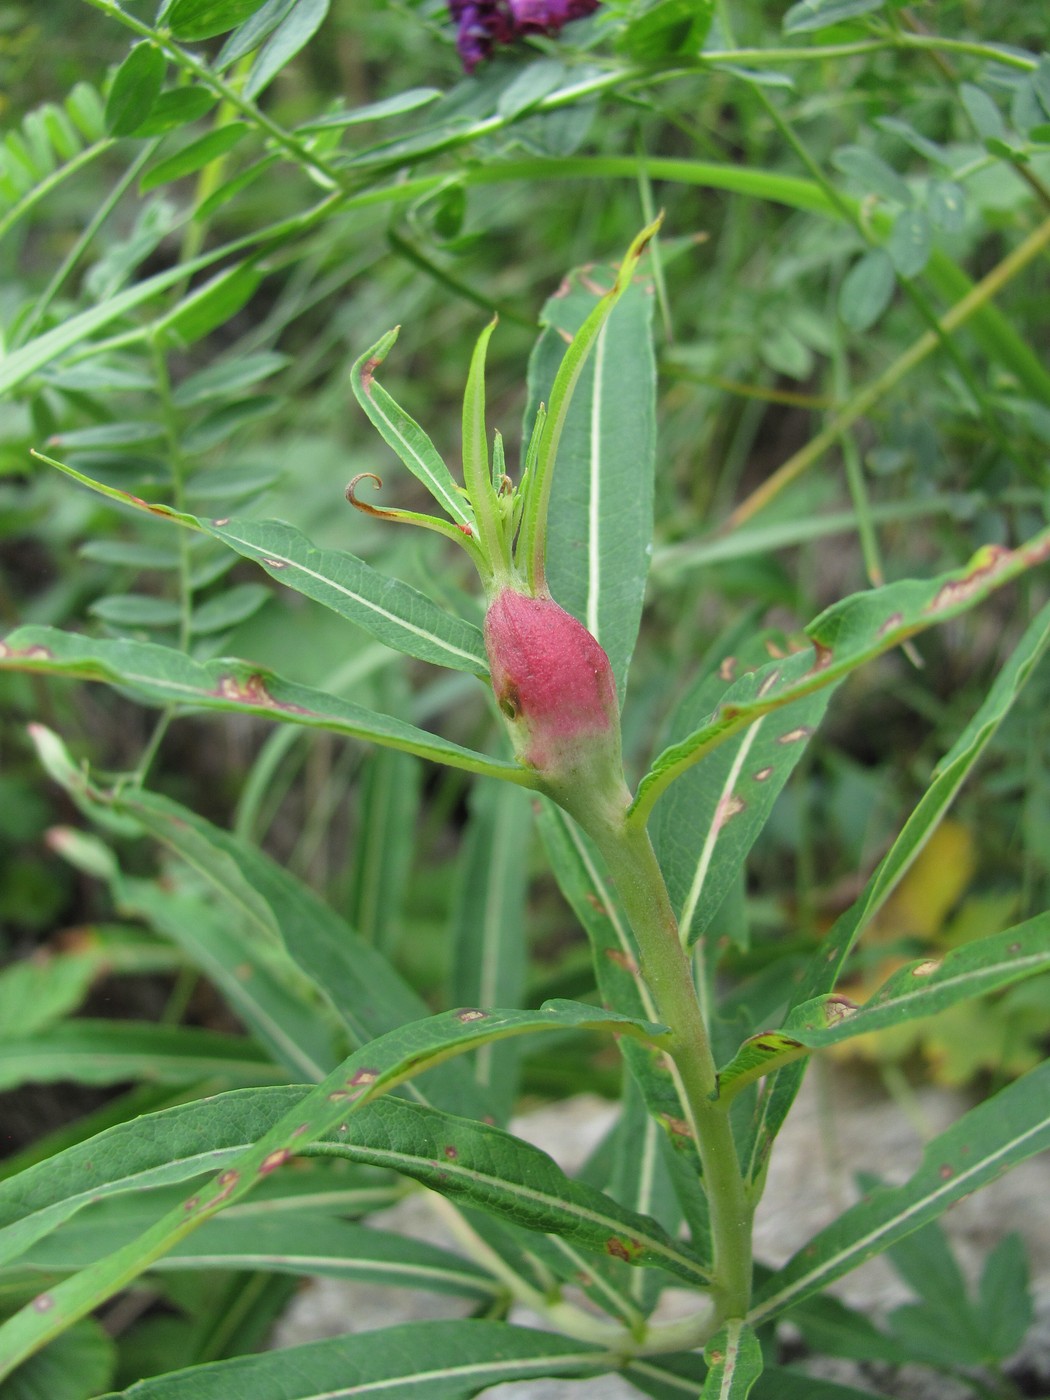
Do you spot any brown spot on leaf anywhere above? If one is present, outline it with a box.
[292,1122,310,1137]
[714,793,746,831]
[878,611,904,637]
[260,1148,291,1174]
[810,642,833,673]
[328,1089,350,1102]
[213,518,231,527]
[349,1068,378,1087]
[777,726,813,745]
[215,672,309,715]
[754,766,774,782]
[758,669,781,698]
[927,545,1012,613]
[0,642,53,660]
[32,1293,55,1312]
[183,1196,200,1213]
[911,959,941,978]
[359,355,382,394]
[824,996,858,1023]
[939,1163,954,1180]
[659,1114,694,1141]
[719,655,736,682]
[261,557,286,568]
[765,639,787,659]
[443,1145,458,1160]
[708,1350,724,1365]
[585,892,609,917]
[456,1008,487,1022]
[605,1236,640,1262]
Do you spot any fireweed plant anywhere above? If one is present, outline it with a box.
[2,3,1050,1398]
[3,215,1050,1398]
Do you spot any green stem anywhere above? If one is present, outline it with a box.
[585,812,753,1325]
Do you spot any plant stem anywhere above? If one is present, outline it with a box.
[585,812,753,1325]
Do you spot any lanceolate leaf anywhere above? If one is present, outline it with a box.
[97,1319,605,1398]
[449,781,531,1115]
[115,876,341,1083]
[0,1083,704,1288]
[702,1320,763,1399]
[653,640,835,950]
[0,1022,278,1092]
[631,531,1050,825]
[30,453,489,674]
[17,1212,497,1301]
[0,1003,665,1377]
[307,1095,711,1288]
[749,1060,1050,1325]
[517,216,661,596]
[0,630,515,780]
[525,244,656,698]
[718,917,1050,1102]
[351,328,474,529]
[743,598,1050,1186]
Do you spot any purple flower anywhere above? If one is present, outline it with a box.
[448,0,600,72]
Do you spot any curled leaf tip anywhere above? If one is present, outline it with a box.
[346,473,393,518]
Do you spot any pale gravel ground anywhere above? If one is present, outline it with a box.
[271,1072,1050,1397]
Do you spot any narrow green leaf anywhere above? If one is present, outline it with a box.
[524,243,657,697]
[104,43,165,137]
[311,1096,710,1287]
[702,1320,763,1399]
[1,1319,114,1400]
[0,629,516,780]
[167,0,272,42]
[130,87,218,137]
[171,351,289,406]
[99,1320,605,1398]
[742,598,1050,1183]
[88,595,182,628]
[351,328,473,530]
[0,958,96,1040]
[632,534,1050,825]
[460,317,506,577]
[0,1003,664,1374]
[0,1021,279,1091]
[140,124,249,192]
[156,260,261,346]
[719,917,1050,1102]
[839,247,895,331]
[296,88,442,130]
[207,516,487,670]
[115,876,339,1081]
[347,742,421,954]
[517,216,661,595]
[79,540,179,568]
[653,641,835,951]
[0,1087,305,1269]
[189,582,270,634]
[19,1211,497,1299]
[749,1060,1050,1325]
[215,0,298,66]
[244,0,331,101]
[783,0,885,35]
[449,782,532,1115]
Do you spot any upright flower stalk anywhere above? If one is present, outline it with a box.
[350,216,754,1332]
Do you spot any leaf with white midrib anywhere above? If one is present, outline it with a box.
[749,1059,1050,1326]
[97,1319,606,1398]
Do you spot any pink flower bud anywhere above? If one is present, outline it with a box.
[484,588,628,822]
